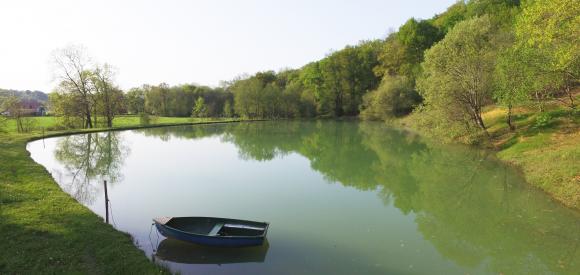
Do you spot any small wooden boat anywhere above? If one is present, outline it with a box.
[153,216,269,247]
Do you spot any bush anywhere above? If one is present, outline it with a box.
[360,76,420,121]
[0,116,7,132]
[139,112,151,125]
[19,117,37,133]
[534,112,552,128]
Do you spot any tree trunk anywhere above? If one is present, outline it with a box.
[506,104,515,131]
[535,91,545,112]
[474,112,490,138]
[565,86,576,110]
[107,113,113,128]
[85,110,93,129]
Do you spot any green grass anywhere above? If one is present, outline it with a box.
[0,115,241,274]
[482,98,580,210]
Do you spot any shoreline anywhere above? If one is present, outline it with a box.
[0,118,247,273]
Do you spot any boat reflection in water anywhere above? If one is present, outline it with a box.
[155,238,270,265]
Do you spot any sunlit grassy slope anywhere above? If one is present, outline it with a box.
[482,95,580,209]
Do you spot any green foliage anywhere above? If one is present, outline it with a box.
[432,2,467,34]
[493,45,533,129]
[139,112,151,125]
[534,112,552,128]
[191,97,208,118]
[494,46,531,106]
[360,76,419,120]
[466,0,521,26]
[227,40,381,118]
[139,83,232,117]
[376,19,442,82]
[418,15,500,140]
[316,41,382,116]
[0,116,7,132]
[223,100,234,117]
[513,0,579,109]
[125,88,145,114]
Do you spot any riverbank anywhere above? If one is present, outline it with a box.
[0,116,240,273]
[400,96,580,210]
[485,105,579,210]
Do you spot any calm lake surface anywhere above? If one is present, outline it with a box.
[28,121,580,275]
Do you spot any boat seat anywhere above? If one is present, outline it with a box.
[209,223,224,236]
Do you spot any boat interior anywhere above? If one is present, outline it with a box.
[166,217,267,237]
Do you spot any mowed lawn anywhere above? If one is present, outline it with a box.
[0,115,239,273]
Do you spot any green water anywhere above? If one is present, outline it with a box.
[27,121,580,275]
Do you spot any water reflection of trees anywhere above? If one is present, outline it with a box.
[135,124,227,142]
[54,132,128,205]
[140,121,580,274]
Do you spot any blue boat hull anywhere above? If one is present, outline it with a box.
[153,217,268,247]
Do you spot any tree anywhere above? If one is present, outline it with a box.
[144,83,170,116]
[92,64,123,127]
[52,45,95,128]
[191,97,207,118]
[223,100,234,117]
[418,16,499,139]
[360,76,419,120]
[125,87,146,114]
[514,0,579,109]
[493,46,533,130]
[432,2,467,34]
[1,96,25,132]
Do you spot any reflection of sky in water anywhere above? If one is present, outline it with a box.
[27,122,580,275]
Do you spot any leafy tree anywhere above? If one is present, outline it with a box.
[125,87,145,114]
[514,0,579,109]
[223,100,234,117]
[389,19,441,80]
[360,76,419,120]
[144,83,170,116]
[300,62,324,113]
[92,63,123,127]
[432,2,467,34]
[493,46,532,130]
[316,41,382,116]
[418,15,499,140]
[231,77,265,118]
[191,97,207,118]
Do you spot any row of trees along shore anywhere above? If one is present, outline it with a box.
[44,0,577,142]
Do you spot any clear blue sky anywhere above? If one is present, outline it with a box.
[0,0,456,92]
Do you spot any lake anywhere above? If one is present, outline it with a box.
[27,121,580,275]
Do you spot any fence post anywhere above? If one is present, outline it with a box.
[104,180,109,224]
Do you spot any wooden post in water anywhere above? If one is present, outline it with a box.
[104,180,109,224]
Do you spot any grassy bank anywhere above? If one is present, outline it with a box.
[0,116,239,274]
[483,102,579,210]
[401,95,579,210]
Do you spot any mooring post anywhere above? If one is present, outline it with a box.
[104,180,109,224]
